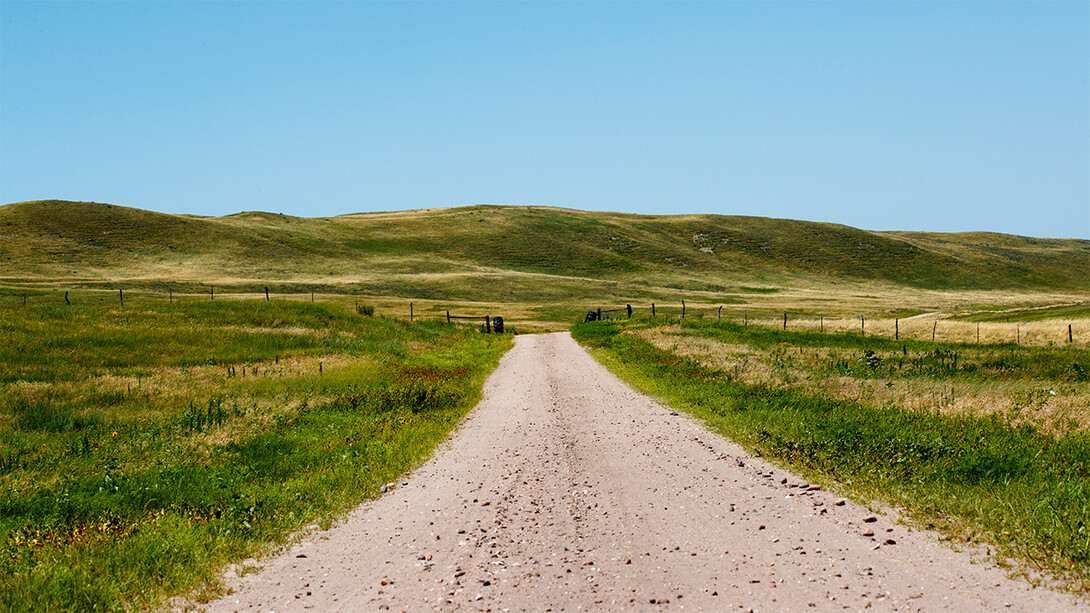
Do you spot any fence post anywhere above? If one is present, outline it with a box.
[651,303,656,316]
[860,315,864,336]
[211,286,214,301]
[446,311,451,324]
[311,292,314,302]
[65,291,70,305]
[820,315,823,333]
[932,321,937,342]
[976,323,980,343]
[783,312,787,330]
[717,306,722,320]
[23,294,27,305]
[744,309,748,327]
[895,318,899,341]
[265,286,270,301]
[169,289,173,304]
[1017,323,1020,345]
[410,302,414,322]
[1070,324,1074,343]
[682,300,686,318]
[119,288,124,307]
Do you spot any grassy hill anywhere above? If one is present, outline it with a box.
[2,200,1087,303]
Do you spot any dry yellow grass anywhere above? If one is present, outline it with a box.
[634,326,1090,434]
[737,316,1090,348]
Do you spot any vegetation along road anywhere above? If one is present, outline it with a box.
[204,332,1082,612]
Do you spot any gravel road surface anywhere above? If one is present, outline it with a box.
[203,332,1083,612]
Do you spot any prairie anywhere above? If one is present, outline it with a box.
[2,198,1088,606]
[4,199,1087,337]
[3,200,1087,305]
[0,300,510,611]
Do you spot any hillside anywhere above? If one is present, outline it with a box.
[2,200,1088,302]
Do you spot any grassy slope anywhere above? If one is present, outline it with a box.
[3,200,1088,301]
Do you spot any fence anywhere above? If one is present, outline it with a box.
[4,288,1083,346]
[591,301,1085,347]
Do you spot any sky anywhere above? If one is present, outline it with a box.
[2,1,1088,239]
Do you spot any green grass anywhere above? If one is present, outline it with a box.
[3,201,1087,307]
[955,304,1090,323]
[0,300,511,611]
[573,319,1090,591]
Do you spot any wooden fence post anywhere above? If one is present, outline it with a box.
[682,300,686,318]
[211,286,214,301]
[895,318,899,341]
[169,289,173,304]
[410,302,414,322]
[446,311,451,324]
[651,303,656,316]
[932,321,937,342]
[1017,323,1020,345]
[1070,324,1074,343]
[311,292,314,302]
[976,323,980,343]
[783,312,787,330]
[23,294,27,306]
[119,288,124,307]
[65,291,70,305]
[717,306,722,320]
[860,315,864,336]
[820,315,823,333]
[265,286,270,301]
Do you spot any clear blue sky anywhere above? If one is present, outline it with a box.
[3,1,1088,238]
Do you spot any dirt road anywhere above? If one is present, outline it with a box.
[203,332,1082,612]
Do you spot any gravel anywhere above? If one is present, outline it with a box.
[200,332,1084,612]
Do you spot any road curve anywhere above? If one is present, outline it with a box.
[203,332,1083,612]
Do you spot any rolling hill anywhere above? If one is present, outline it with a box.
[2,200,1087,303]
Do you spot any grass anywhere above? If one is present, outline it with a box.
[635,319,1090,431]
[0,300,511,611]
[573,318,1090,592]
[3,201,1087,309]
[3,198,1089,604]
[954,303,1090,323]
[3,201,1088,339]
